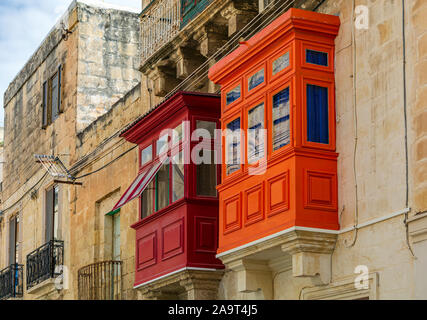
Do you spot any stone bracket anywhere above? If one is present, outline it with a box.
[218,228,338,298]
[136,269,224,300]
[220,1,258,37]
[281,230,337,285]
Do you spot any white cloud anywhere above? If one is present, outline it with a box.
[0,0,141,127]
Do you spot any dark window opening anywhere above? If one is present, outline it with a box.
[306,49,328,67]
[42,66,62,128]
[307,84,329,144]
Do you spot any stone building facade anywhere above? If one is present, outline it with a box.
[0,0,426,300]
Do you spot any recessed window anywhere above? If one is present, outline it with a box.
[45,185,60,241]
[272,87,291,151]
[248,103,265,163]
[172,152,184,202]
[157,135,169,155]
[141,145,153,167]
[197,149,217,197]
[42,66,62,128]
[226,118,241,175]
[248,69,265,91]
[272,52,290,75]
[307,84,329,144]
[226,85,241,105]
[306,49,328,67]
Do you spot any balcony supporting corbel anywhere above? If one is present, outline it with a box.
[170,46,205,80]
[217,228,337,298]
[281,230,337,285]
[147,61,180,97]
[220,1,258,37]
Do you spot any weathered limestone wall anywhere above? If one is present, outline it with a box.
[0,2,79,299]
[406,0,427,300]
[217,0,417,300]
[76,3,141,132]
[0,1,142,300]
[70,85,143,300]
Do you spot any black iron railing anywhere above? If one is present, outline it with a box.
[78,261,122,300]
[26,240,64,290]
[0,264,24,300]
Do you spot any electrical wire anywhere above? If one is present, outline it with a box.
[1,171,48,214]
[401,0,415,258]
[74,145,138,180]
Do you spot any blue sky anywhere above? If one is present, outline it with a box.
[0,0,141,127]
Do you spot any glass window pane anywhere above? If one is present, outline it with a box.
[248,69,265,91]
[173,123,184,145]
[172,152,184,202]
[141,180,154,219]
[197,149,217,197]
[307,84,329,144]
[141,145,153,167]
[306,49,328,66]
[197,120,216,139]
[157,135,169,155]
[226,85,241,105]
[273,52,290,75]
[156,163,170,211]
[272,88,291,151]
[226,118,241,175]
[248,103,265,163]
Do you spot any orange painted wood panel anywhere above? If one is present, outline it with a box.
[210,8,341,254]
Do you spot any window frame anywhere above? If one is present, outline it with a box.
[222,110,244,179]
[244,61,267,97]
[268,43,293,84]
[267,79,293,158]
[244,94,267,167]
[190,115,221,199]
[301,42,334,73]
[222,79,243,112]
[139,117,189,220]
[301,77,335,151]
[45,184,60,242]
[42,65,63,129]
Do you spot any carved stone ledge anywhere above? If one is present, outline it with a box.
[220,1,258,37]
[170,46,206,80]
[193,23,229,58]
[136,269,224,300]
[147,61,180,97]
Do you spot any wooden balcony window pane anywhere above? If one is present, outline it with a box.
[248,103,265,163]
[172,152,184,202]
[141,145,153,167]
[272,87,290,151]
[272,52,290,75]
[197,149,217,197]
[248,69,264,91]
[156,163,170,210]
[226,118,241,175]
[141,180,154,219]
[226,85,241,105]
[196,120,216,139]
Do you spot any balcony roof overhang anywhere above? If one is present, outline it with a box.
[209,7,340,84]
[120,91,220,145]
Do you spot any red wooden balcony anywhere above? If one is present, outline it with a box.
[114,92,224,290]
